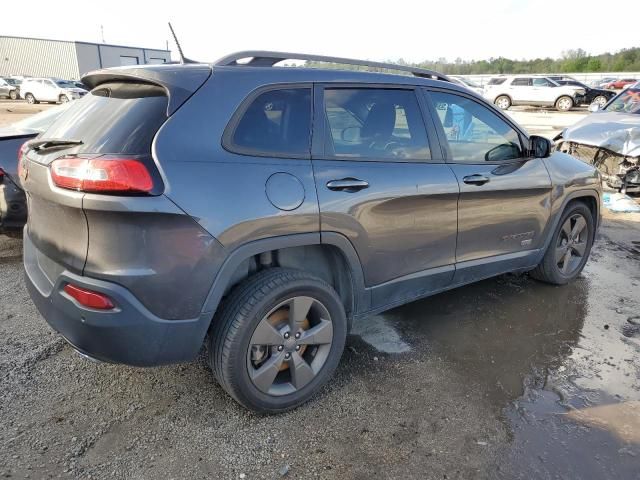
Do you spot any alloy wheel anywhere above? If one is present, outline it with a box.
[593,96,607,108]
[555,213,588,276]
[247,296,334,396]
[557,97,572,111]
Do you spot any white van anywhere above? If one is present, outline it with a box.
[20,78,87,104]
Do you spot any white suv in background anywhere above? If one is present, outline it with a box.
[20,78,87,104]
[483,75,585,111]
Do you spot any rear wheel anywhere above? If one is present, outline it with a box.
[209,268,347,413]
[530,203,594,285]
[24,93,37,104]
[592,95,608,108]
[495,95,511,110]
[59,94,69,103]
[555,96,573,111]
[9,90,17,100]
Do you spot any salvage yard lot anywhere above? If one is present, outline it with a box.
[1,102,639,479]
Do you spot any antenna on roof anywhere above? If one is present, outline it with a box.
[168,22,197,64]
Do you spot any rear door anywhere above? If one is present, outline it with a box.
[508,77,532,104]
[312,85,459,307]
[423,88,552,279]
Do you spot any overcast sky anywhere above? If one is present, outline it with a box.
[2,0,636,63]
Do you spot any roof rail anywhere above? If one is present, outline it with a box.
[214,51,451,82]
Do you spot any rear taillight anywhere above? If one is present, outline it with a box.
[50,156,154,194]
[63,283,115,310]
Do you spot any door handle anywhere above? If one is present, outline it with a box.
[463,174,490,186]
[326,178,369,192]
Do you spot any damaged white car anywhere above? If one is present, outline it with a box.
[555,84,640,193]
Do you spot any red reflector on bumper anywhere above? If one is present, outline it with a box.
[63,284,115,310]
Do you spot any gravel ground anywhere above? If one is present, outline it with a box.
[1,102,639,479]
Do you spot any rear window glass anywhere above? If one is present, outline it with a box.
[41,82,168,154]
[227,88,311,157]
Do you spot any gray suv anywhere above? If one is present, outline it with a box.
[21,52,602,412]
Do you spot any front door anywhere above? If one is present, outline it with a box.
[424,89,552,280]
[312,86,459,308]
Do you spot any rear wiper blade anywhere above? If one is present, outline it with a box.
[27,138,83,151]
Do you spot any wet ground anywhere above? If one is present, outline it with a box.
[1,208,638,479]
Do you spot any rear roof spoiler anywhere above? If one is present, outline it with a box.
[82,64,212,115]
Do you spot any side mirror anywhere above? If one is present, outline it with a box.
[588,103,600,113]
[529,135,552,158]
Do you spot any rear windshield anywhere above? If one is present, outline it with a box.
[41,82,168,154]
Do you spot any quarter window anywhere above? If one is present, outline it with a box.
[428,91,523,163]
[229,88,312,157]
[323,88,430,160]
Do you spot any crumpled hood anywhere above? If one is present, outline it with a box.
[562,111,640,157]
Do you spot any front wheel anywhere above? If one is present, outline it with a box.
[530,203,594,285]
[24,93,37,104]
[209,268,347,413]
[59,94,69,103]
[495,95,511,110]
[9,90,17,100]
[555,96,574,111]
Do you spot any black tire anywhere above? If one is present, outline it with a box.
[555,95,573,111]
[209,268,347,413]
[24,93,36,104]
[494,95,511,110]
[530,202,594,285]
[9,90,17,100]
[59,94,69,103]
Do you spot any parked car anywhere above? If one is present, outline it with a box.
[21,52,601,413]
[555,80,616,107]
[603,78,637,90]
[449,76,484,95]
[20,78,88,104]
[483,75,585,111]
[0,103,72,232]
[590,77,617,88]
[0,78,19,100]
[555,85,640,193]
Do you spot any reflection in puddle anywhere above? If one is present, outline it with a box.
[358,237,639,477]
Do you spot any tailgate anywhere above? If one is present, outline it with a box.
[23,156,87,274]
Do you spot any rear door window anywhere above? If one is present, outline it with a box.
[322,88,431,160]
[511,78,530,86]
[225,87,312,158]
[42,82,168,154]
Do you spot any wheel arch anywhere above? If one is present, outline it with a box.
[201,232,367,330]
[542,189,601,254]
[494,93,512,104]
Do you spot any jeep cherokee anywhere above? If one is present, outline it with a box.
[21,52,601,412]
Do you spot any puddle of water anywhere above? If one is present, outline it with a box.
[351,315,411,354]
[368,236,640,478]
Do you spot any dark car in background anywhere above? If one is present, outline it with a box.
[0,103,71,232]
[555,79,616,107]
[21,52,601,413]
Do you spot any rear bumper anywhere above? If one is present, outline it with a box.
[23,230,211,366]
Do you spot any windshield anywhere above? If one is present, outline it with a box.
[5,78,20,86]
[604,88,640,114]
[54,80,77,88]
[13,103,72,131]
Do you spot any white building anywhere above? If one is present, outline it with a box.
[0,35,172,80]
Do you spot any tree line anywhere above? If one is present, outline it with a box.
[304,48,640,75]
